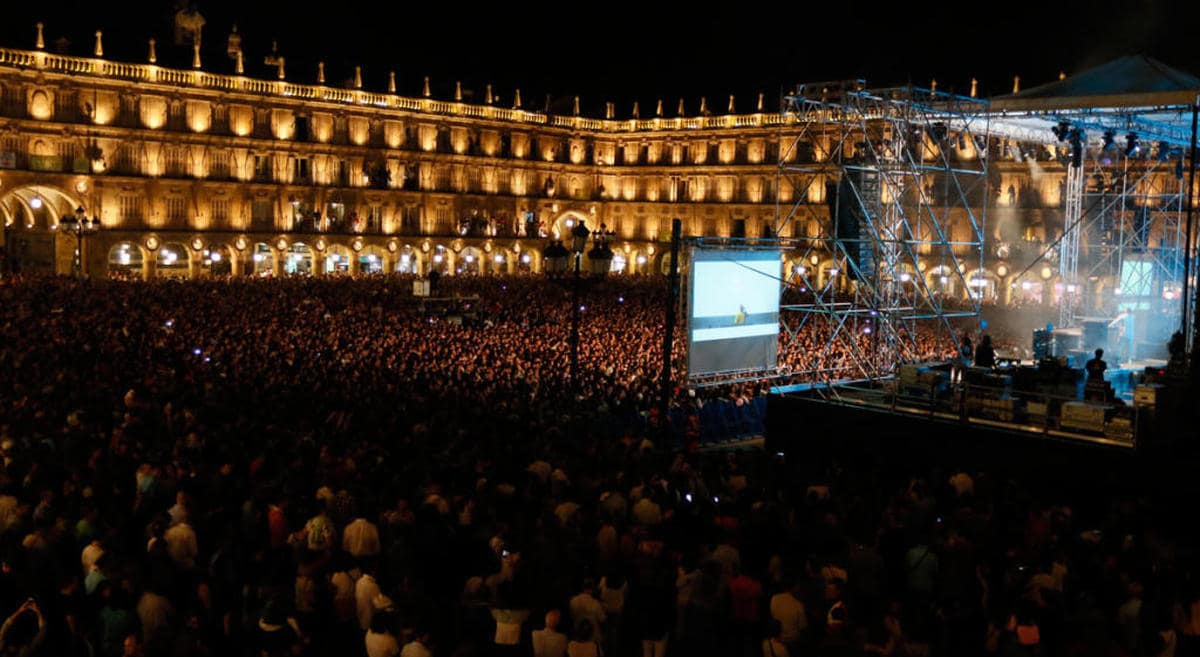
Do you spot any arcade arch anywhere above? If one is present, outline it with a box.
[156,242,190,278]
[107,242,145,279]
[324,244,353,275]
[459,246,484,274]
[284,242,315,275]
[251,242,275,276]
[395,246,421,274]
[359,245,386,274]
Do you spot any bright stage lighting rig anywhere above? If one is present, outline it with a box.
[1068,128,1085,167]
[1051,121,1072,142]
[1124,132,1140,157]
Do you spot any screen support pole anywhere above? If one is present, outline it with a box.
[1185,102,1199,372]
[659,218,682,444]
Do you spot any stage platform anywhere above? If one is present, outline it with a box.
[763,388,1200,503]
[775,379,1138,451]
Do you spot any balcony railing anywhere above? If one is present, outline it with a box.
[0,46,793,134]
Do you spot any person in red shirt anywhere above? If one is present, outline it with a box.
[729,565,764,657]
[267,499,289,550]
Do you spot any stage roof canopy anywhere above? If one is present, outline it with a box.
[986,55,1200,146]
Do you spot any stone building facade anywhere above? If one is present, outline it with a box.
[0,40,1182,305]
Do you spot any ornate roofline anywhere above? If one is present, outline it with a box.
[0,47,792,134]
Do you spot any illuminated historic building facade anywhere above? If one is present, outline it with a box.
[0,38,1180,305]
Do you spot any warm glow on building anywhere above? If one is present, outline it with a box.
[186,101,212,133]
[140,96,167,129]
[0,37,1077,282]
[384,121,404,149]
[27,88,53,120]
[229,105,253,136]
[348,117,369,146]
[271,109,296,140]
[312,113,333,142]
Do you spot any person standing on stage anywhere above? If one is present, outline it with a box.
[1085,349,1107,383]
[974,335,996,369]
[952,334,973,385]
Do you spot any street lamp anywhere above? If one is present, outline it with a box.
[587,223,615,277]
[570,218,590,255]
[568,219,590,389]
[541,240,569,275]
[59,206,100,278]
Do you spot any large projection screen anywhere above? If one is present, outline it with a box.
[688,248,781,377]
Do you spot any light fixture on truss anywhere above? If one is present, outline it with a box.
[1124,132,1140,157]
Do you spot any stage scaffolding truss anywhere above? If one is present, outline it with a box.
[1056,154,1189,357]
[987,103,1197,360]
[774,84,990,387]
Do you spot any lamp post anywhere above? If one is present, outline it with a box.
[541,239,569,276]
[587,223,615,277]
[569,219,590,389]
[60,206,100,279]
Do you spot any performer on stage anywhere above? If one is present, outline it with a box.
[952,334,973,385]
[1085,349,1107,383]
[974,335,996,369]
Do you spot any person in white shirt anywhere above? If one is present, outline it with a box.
[490,581,529,653]
[136,588,175,653]
[598,573,626,651]
[81,539,105,576]
[762,619,790,657]
[356,570,383,630]
[303,508,336,553]
[400,630,433,657]
[164,520,198,570]
[167,491,189,527]
[568,581,606,643]
[0,493,19,534]
[532,610,568,657]
[769,582,807,652]
[329,559,357,624]
[343,516,381,558]
[631,495,662,526]
[365,612,401,657]
[567,620,602,657]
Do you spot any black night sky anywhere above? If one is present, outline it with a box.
[0,0,1196,116]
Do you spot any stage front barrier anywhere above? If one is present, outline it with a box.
[666,396,767,447]
[871,376,1141,447]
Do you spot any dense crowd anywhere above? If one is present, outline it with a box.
[0,274,1193,657]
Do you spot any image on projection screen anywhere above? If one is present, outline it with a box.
[688,249,781,376]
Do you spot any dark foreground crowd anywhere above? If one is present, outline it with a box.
[0,275,1194,657]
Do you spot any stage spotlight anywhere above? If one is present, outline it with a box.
[929,122,948,141]
[957,134,967,150]
[1101,130,1116,151]
[1156,141,1171,162]
[1051,121,1071,142]
[1176,156,1185,180]
[1068,129,1084,167]
[1124,133,1140,157]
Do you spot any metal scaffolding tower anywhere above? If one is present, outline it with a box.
[1058,153,1189,358]
[1059,163,1085,327]
[983,94,1197,361]
[775,84,990,384]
